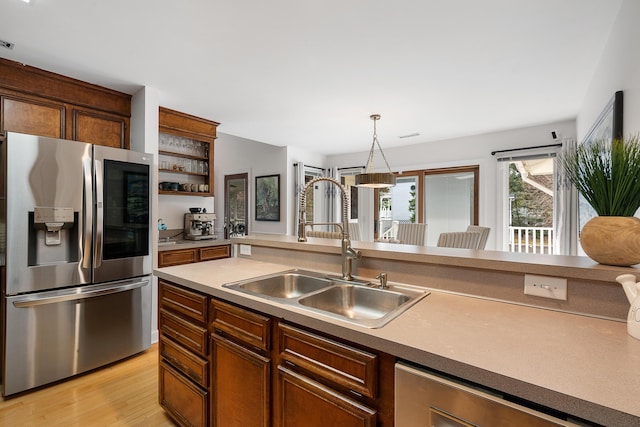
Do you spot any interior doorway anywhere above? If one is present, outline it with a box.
[224,173,248,239]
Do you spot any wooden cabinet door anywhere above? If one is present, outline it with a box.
[2,95,65,139]
[199,245,230,262]
[210,333,270,427]
[72,108,128,148]
[276,366,377,427]
[158,248,198,267]
[160,361,208,427]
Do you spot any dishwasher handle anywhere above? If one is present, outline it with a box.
[13,279,149,308]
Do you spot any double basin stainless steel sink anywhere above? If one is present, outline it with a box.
[223,270,430,328]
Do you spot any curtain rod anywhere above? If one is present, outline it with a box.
[337,165,365,171]
[293,162,325,171]
[491,143,562,156]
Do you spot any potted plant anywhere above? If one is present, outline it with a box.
[558,135,640,266]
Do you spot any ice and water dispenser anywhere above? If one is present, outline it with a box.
[28,206,79,265]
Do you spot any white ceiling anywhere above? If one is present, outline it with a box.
[1,0,623,155]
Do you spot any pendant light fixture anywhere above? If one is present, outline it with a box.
[355,114,396,188]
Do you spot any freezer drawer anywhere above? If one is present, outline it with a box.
[2,276,151,396]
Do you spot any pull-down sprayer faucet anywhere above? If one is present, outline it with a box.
[298,176,361,280]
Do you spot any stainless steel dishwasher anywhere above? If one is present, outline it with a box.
[395,362,585,427]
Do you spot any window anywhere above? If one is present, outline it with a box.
[373,166,479,245]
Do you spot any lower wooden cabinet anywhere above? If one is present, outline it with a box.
[276,367,377,427]
[158,280,394,427]
[159,281,209,427]
[160,361,208,427]
[199,245,231,262]
[158,244,230,267]
[210,333,271,427]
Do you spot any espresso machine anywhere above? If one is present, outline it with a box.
[184,212,216,240]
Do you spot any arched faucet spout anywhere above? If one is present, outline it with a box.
[298,176,361,280]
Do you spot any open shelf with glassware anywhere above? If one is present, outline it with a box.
[158,107,218,197]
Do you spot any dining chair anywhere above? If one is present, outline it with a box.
[437,231,482,249]
[396,223,428,245]
[306,230,342,239]
[465,225,490,249]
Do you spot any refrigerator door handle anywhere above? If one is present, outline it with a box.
[12,279,149,308]
[82,156,93,270]
[94,158,103,268]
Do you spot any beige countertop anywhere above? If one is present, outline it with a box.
[155,257,640,426]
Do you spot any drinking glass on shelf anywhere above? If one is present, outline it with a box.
[159,135,167,151]
[167,137,177,153]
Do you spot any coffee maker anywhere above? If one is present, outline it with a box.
[184,212,216,240]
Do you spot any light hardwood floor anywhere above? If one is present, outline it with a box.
[0,344,176,427]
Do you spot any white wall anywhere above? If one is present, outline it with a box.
[577,0,640,140]
[130,86,160,344]
[214,132,289,236]
[327,119,577,250]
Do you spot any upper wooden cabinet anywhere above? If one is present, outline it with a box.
[159,107,218,144]
[158,107,219,197]
[0,58,131,148]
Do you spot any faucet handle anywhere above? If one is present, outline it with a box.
[376,272,388,289]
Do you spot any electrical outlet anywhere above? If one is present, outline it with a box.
[524,274,567,300]
[239,244,251,256]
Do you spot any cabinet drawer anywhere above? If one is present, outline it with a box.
[199,245,230,261]
[160,361,208,427]
[160,281,208,323]
[159,248,198,267]
[210,299,271,352]
[160,308,208,356]
[278,324,378,399]
[277,366,377,427]
[160,335,208,388]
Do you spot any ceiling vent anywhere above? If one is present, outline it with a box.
[398,132,420,139]
[0,40,15,50]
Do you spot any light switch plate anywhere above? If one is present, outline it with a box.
[524,274,567,300]
[239,244,251,256]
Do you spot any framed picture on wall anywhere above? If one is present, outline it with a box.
[255,174,280,221]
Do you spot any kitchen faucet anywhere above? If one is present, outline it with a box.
[298,176,361,281]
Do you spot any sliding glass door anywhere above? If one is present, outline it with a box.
[423,167,478,246]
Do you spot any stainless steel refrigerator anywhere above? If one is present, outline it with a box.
[0,132,153,396]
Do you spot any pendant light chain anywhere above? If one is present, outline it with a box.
[355,114,396,188]
[364,115,393,173]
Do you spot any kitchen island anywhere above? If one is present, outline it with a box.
[155,235,640,426]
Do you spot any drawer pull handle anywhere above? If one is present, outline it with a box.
[349,390,363,398]
[284,360,296,368]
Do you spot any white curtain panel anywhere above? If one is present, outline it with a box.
[554,139,578,255]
